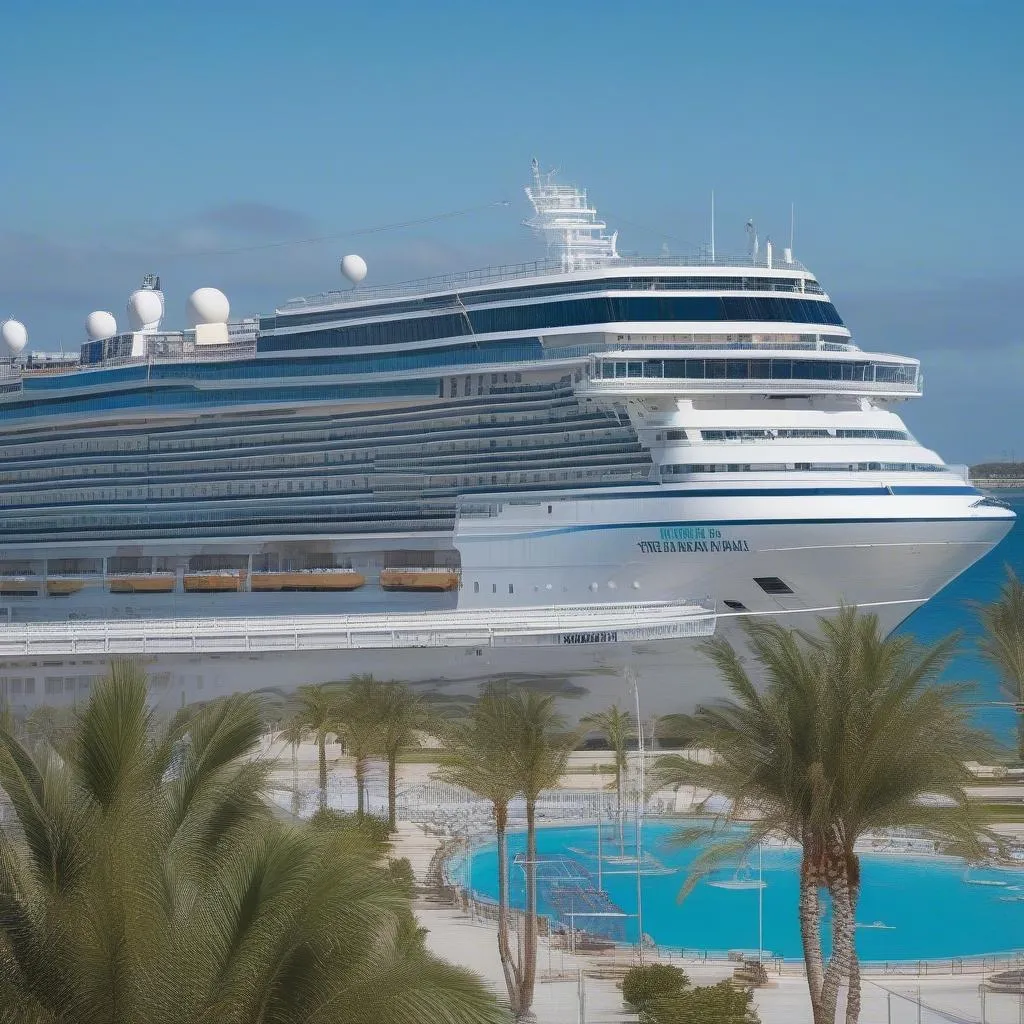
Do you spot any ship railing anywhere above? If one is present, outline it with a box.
[579,377,922,396]
[593,339,857,354]
[279,252,811,310]
[0,600,715,634]
[0,600,718,653]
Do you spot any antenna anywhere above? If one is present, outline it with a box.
[745,219,759,261]
[710,191,716,262]
[789,202,795,252]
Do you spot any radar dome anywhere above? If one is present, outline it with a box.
[127,289,163,331]
[186,287,230,327]
[86,310,118,341]
[341,254,368,284]
[1,320,27,355]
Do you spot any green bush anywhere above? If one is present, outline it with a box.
[386,856,416,896]
[647,980,760,1024]
[621,963,689,1010]
[308,808,393,855]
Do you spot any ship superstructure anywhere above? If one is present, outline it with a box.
[0,164,1012,714]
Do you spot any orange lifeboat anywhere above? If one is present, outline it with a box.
[108,574,177,594]
[0,577,41,596]
[46,578,86,596]
[379,568,460,592]
[183,571,244,593]
[250,570,365,592]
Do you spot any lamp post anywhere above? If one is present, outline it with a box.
[630,669,645,963]
[758,839,764,963]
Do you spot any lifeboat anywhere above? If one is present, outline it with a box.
[0,577,41,596]
[379,568,460,592]
[46,578,86,596]
[184,571,244,593]
[108,574,177,594]
[251,570,366,592]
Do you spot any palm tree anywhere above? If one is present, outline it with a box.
[440,686,574,1020]
[510,690,575,1020]
[288,682,343,811]
[0,658,509,1024]
[437,691,521,1012]
[369,680,431,830]
[339,675,386,818]
[279,714,306,817]
[653,609,990,1024]
[581,704,634,847]
[975,568,1024,760]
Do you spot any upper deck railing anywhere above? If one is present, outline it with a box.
[277,252,812,312]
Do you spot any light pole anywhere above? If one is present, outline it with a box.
[758,839,763,963]
[631,669,645,963]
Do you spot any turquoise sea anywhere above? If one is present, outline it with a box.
[894,493,1024,744]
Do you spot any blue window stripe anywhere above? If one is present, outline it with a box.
[17,339,544,396]
[257,296,843,353]
[494,484,978,503]
[499,513,1004,541]
[0,379,441,422]
[264,277,829,330]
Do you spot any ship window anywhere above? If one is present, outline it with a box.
[723,600,748,611]
[492,583,497,594]
[754,577,794,595]
[473,581,479,594]
[508,583,514,594]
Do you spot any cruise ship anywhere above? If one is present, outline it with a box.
[0,163,1013,717]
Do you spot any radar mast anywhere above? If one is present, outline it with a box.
[524,159,619,272]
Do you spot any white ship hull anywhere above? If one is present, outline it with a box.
[0,490,1010,719]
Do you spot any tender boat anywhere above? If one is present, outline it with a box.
[380,568,460,592]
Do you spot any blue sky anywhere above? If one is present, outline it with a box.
[0,0,1021,462]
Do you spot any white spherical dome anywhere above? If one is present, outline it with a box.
[127,289,163,331]
[186,287,230,327]
[1,319,27,354]
[86,310,118,341]
[341,254,368,284]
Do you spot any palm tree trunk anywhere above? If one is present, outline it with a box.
[616,763,624,852]
[494,804,520,1015]
[291,740,299,817]
[517,798,539,1020]
[356,755,366,818]
[318,733,327,811]
[798,855,826,1024]
[820,847,856,1024]
[845,886,862,1024]
[387,750,398,831]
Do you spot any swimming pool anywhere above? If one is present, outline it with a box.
[447,821,1024,961]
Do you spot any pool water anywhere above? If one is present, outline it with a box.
[450,822,1024,961]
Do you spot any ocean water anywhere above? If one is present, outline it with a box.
[894,493,1024,745]
[453,822,1024,961]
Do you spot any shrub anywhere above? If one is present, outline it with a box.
[621,963,689,1010]
[647,980,760,1024]
[387,856,416,896]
